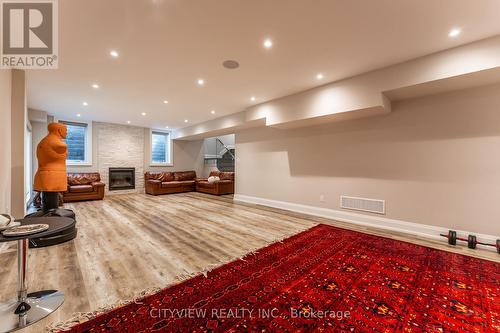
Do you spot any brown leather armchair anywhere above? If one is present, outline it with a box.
[196,171,234,195]
[63,173,105,202]
[145,171,197,195]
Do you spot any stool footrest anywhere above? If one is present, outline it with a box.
[0,290,64,333]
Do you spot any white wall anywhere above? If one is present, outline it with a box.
[0,70,12,214]
[31,121,48,184]
[0,70,27,217]
[10,70,27,217]
[235,83,500,236]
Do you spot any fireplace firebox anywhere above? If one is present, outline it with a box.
[109,168,135,191]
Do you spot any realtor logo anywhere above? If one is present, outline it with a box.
[1,0,58,69]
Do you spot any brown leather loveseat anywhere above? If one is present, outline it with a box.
[196,171,235,195]
[63,172,105,202]
[145,171,197,195]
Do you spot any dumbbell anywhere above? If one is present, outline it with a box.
[440,231,478,249]
[440,230,476,248]
[440,230,500,254]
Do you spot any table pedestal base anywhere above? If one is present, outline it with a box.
[0,238,65,332]
[0,290,64,333]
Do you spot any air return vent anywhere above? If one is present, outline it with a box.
[340,196,385,215]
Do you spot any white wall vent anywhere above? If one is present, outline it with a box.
[340,196,385,215]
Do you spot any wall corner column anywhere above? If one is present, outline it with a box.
[11,69,27,218]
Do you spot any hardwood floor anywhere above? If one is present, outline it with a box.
[0,192,317,332]
[0,192,498,332]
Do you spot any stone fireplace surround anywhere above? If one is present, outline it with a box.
[97,122,144,195]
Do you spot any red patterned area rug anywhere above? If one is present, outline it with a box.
[62,224,500,332]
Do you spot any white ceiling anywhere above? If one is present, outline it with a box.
[27,0,500,130]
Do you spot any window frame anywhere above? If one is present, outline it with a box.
[57,119,93,166]
[150,129,173,167]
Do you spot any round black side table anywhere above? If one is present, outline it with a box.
[0,217,75,333]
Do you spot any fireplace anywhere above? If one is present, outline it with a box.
[109,168,135,191]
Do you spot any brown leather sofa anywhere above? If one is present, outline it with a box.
[145,171,197,195]
[63,172,105,202]
[196,171,235,195]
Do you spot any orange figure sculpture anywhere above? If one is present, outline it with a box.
[34,122,68,192]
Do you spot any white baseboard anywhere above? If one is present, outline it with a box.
[234,194,499,252]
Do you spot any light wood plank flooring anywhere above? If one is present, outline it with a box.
[0,192,498,332]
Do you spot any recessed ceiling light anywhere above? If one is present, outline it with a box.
[92,83,100,89]
[448,28,461,38]
[250,96,256,101]
[163,100,169,104]
[141,112,146,116]
[127,120,131,124]
[184,119,188,123]
[210,110,215,114]
[316,73,324,80]
[82,101,88,106]
[165,126,169,129]
[76,113,81,117]
[110,50,119,58]
[263,38,273,48]
[197,79,204,85]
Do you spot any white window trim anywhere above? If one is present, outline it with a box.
[150,129,173,167]
[56,118,93,166]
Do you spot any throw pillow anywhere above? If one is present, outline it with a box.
[207,176,220,183]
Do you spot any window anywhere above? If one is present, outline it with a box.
[59,120,92,165]
[151,130,171,165]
